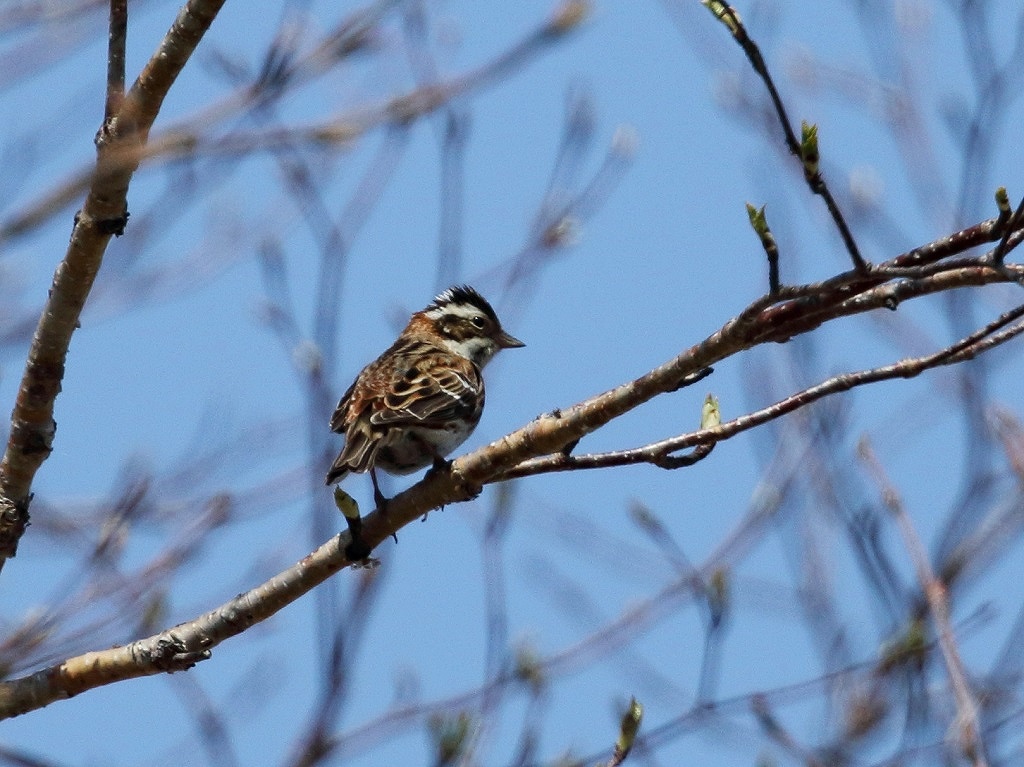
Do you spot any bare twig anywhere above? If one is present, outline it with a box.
[752,693,827,767]
[105,0,127,121]
[992,195,1024,265]
[991,409,1024,481]
[501,302,1024,479]
[704,2,866,272]
[746,202,780,293]
[171,675,241,767]
[0,1,591,248]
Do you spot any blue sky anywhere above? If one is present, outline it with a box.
[2,1,1024,764]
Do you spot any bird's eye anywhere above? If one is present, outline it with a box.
[471,316,486,329]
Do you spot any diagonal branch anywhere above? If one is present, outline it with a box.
[0,0,229,568]
[0,0,592,247]
[704,2,865,272]
[0,227,1021,717]
[501,303,1024,478]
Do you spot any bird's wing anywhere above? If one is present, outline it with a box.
[370,357,481,427]
[328,377,359,433]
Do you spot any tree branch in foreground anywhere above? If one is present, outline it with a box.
[0,0,592,572]
[0,219,1021,718]
[0,0,227,568]
[501,302,1024,479]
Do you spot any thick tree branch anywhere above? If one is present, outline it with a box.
[0,0,228,567]
[502,302,1024,478]
[0,223,1021,717]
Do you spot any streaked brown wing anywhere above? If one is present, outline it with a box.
[370,356,481,427]
[326,361,389,480]
[328,378,359,433]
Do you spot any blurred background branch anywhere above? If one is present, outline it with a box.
[1,1,1023,766]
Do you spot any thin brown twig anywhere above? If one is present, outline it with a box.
[725,211,1024,337]
[990,409,1024,481]
[712,4,866,272]
[752,693,827,767]
[748,260,1023,348]
[894,212,1023,267]
[0,1,591,248]
[501,302,1024,479]
[105,0,127,121]
[859,441,989,767]
[331,576,889,763]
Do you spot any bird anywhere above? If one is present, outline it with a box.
[326,285,524,509]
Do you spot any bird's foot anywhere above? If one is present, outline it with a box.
[426,455,453,479]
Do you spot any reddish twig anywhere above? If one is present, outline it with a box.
[501,301,1024,479]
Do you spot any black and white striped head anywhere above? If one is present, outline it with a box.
[422,285,524,367]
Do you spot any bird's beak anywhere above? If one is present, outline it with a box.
[496,330,525,349]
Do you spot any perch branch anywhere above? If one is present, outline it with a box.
[0,223,1021,716]
[501,302,1024,479]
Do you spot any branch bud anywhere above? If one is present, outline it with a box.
[708,568,730,629]
[701,393,721,429]
[746,203,780,293]
[333,486,360,520]
[550,0,590,34]
[701,1,743,35]
[995,186,1011,215]
[800,121,820,182]
[428,712,474,766]
[613,697,643,762]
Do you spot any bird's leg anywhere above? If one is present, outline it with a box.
[421,445,481,502]
[370,468,399,543]
[411,435,451,477]
[430,453,452,473]
[370,467,389,511]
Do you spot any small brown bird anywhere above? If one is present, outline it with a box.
[326,285,524,506]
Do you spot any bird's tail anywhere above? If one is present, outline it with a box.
[324,461,349,486]
[325,428,376,485]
